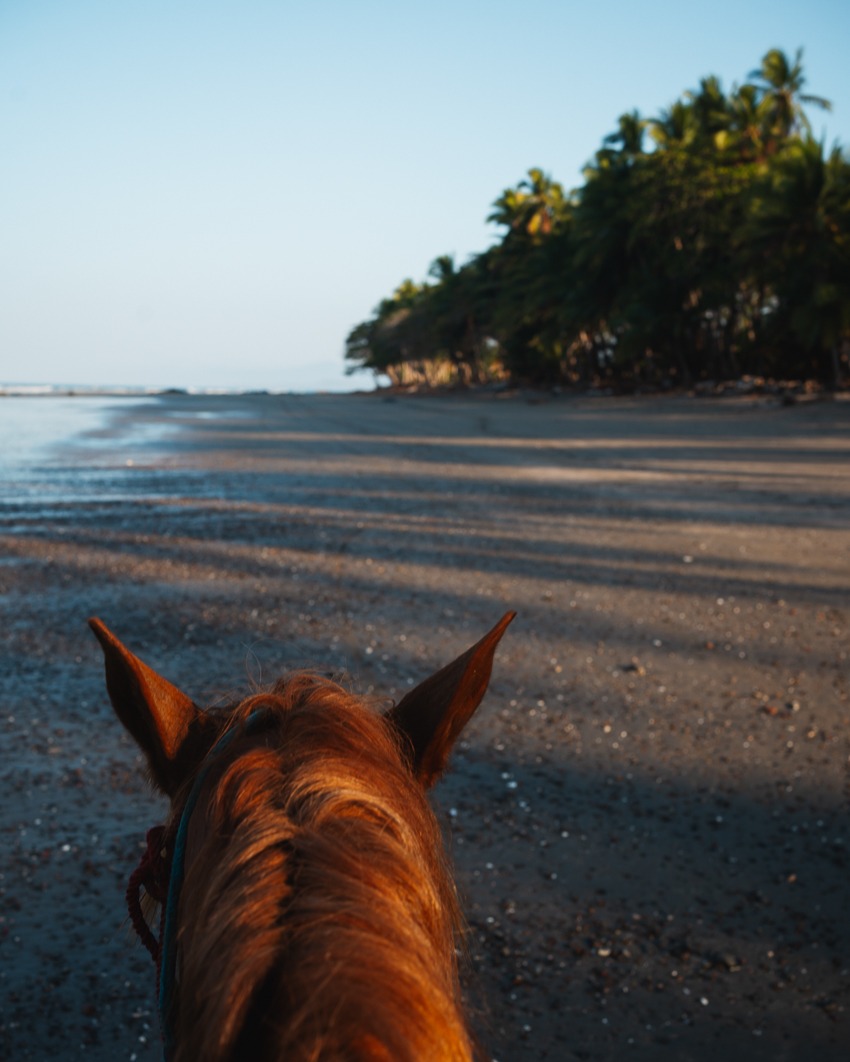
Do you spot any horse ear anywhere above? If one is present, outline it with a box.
[388,612,515,788]
[89,617,209,797]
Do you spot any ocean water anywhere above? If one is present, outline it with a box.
[0,393,163,506]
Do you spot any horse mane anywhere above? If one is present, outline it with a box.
[170,673,475,1062]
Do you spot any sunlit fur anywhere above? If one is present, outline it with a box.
[167,674,475,1062]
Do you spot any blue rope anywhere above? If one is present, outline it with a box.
[159,709,272,1059]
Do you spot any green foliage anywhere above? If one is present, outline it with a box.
[345,49,849,389]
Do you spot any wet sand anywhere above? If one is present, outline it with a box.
[1,390,848,1060]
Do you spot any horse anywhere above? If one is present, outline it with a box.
[90,612,514,1062]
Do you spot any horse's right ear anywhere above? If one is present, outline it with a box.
[89,618,211,797]
[388,612,515,788]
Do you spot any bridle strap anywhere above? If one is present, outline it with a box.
[127,825,169,964]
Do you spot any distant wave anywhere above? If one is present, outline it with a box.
[0,384,166,397]
[0,384,257,397]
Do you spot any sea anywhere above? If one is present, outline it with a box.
[0,388,167,507]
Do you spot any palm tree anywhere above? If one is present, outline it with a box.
[748,48,831,142]
[742,139,850,382]
[601,110,647,161]
[686,76,732,150]
[649,100,698,152]
[726,82,769,160]
[344,279,430,381]
[425,255,486,384]
[488,168,566,238]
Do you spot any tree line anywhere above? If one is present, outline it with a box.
[345,49,849,391]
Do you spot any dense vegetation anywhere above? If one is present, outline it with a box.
[345,50,849,391]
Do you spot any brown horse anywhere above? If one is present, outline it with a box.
[90,612,514,1062]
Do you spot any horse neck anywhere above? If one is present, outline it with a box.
[171,692,476,1062]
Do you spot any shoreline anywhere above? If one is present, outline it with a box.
[3,375,847,404]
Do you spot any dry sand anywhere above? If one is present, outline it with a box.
[1,390,848,1061]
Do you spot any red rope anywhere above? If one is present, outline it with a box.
[126,825,170,965]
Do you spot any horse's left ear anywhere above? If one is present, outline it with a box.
[89,617,212,797]
[388,612,515,788]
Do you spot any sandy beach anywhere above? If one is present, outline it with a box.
[1,389,848,1061]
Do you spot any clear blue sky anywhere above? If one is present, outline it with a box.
[2,0,848,392]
